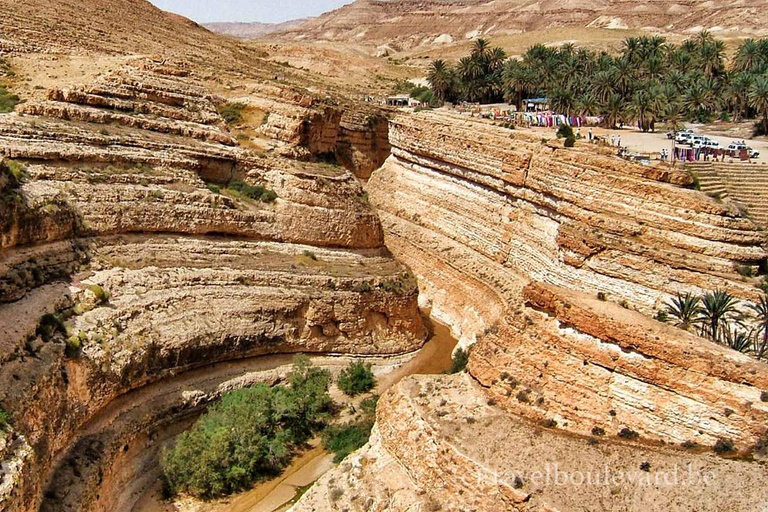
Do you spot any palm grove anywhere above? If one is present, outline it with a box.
[427,34,768,134]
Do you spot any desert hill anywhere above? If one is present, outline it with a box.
[205,19,310,40]
[278,0,768,51]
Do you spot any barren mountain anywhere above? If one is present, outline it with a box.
[280,0,768,51]
[205,19,310,40]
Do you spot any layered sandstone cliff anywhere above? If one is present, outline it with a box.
[293,111,768,512]
[0,61,426,512]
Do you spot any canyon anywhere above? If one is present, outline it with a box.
[1,1,768,512]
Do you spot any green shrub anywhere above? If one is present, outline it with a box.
[591,426,606,436]
[218,102,246,124]
[162,356,331,499]
[302,250,318,261]
[448,347,469,374]
[597,292,608,301]
[618,427,639,440]
[5,160,27,182]
[564,135,576,148]
[556,124,574,140]
[226,180,277,203]
[736,264,756,278]
[0,407,10,431]
[337,361,375,397]
[66,332,85,358]
[654,310,669,323]
[206,183,221,194]
[681,440,699,450]
[713,438,735,454]
[321,421,374,463]
[36,313,66,342]
[0,86,20,113]
[88,284,110,304]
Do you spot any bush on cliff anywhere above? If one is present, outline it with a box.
[217,102,246,124]
[0,407,11,432]
[0,87,20,113]
[448,347,469,374]
[226,180,277,203]
[337,361,376,396]
[322,395,378,463]
[161,356,332,499]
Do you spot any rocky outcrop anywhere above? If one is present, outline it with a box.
[306,110,768,512]
[0,61,426,512]
[295,374,768,512]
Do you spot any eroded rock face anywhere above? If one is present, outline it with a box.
[296,374,768,512]
[301,110,768,511]
[0,61,426,512]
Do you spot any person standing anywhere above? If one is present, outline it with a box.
[588,128,593,141]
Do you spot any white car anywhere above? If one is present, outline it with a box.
[676,132,694,144]
[690,136,707,148]
[727,142,760,158]
[704,140,720,149]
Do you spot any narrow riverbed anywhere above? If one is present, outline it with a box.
[131,314,458,512]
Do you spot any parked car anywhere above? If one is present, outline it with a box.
[727,142,760,158]
[676,132,694,144]
[667,129,692,140]
[690,136,707,148]
[704,139,720,149]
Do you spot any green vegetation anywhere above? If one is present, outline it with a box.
[665,289,768,360]
[36,313,66,342]
[427,35,768,134]
[618,427,639,440]
[322,395,378,463]
[0,407,10,432]
[302,250,318,261]
[0,86,20,113]
[88,284,110,304]
[337,361,375,396]
[448,347,469,374]
[162,356,332,499]
[206,183,221,194]
[409,84,434,104]
[226,180,277,203]
[66,332,86,358]
[217,102,246,124]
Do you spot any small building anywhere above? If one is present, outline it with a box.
[386,95,411,107]
[523,97,549,112]
[386,95,426,108]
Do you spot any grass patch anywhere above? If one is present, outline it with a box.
[321,421,374,464]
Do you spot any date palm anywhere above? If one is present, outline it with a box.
[749,75,768,135]
[665,293,702,332]
[427,59,452,104]
[750,294,768,360]
[700,290,741,342]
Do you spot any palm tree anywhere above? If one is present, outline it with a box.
[471,38,491,60]
[700,290,741,342]
[750,294,768,360]
[661,102,685,133]
[577,93,601,116]
[723,327,753,354]
[427,59,452,104]
[549,86,576,116]
[602,94,627,129]
[734,39,762,73]
[591,70,617,102]
[729,72,754,121]
[749,75,768,135]
[503,60,532,110]
[665,293,702,331]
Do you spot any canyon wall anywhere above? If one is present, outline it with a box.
[0,61,426,512]
[294,111,768,511]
